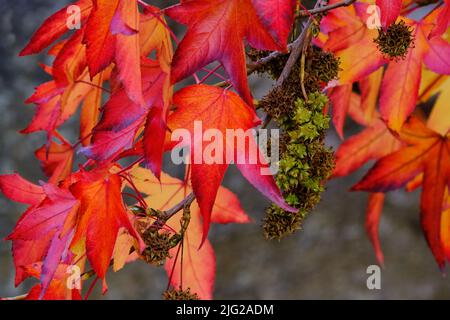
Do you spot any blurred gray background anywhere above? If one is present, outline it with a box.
[1,0,450,300]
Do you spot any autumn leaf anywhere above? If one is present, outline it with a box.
[429,0,450,39]
[440,192,450,260]
[70,171,143,280]
[83,0,119,78]
[379,21,448,131]
[423,37,450,75]
[35,140,74,184]
[352,117,450,267]
[251,0,296,48]
[19,0,93,56]
[82,59,172,174]
[21,70,105,144]
[82,119,144,162]
[81,7,174,172]
[332,81,402,266]
[165,0,283,105]
[139,6,174,69]
[427,76,450,135]
[328,66,384,139]
[6,183,80,296]
[2,166,145,297]
[365,193,385,266]
[23,263,82,300]
[358,68,384,125]
[113,0,145,107]
[322,2,387,85]
[376,0,402,29]
[0,174,45,205]
[168,84,296,240]
[332,119,402,178]
[328,84,353,139]
[322,4,450,132]
[80,72,106,146]
[52,29,87,86]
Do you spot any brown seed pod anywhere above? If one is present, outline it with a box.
[374,20,415,60]
[139,226,173,266]
[163,287,200,300]
[263,205,305,240]
[258,47,340,121]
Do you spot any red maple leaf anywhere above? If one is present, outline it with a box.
[251,0,296,48]
[376,0,402,29]
[352,117,450,268]
[165,0,284,105]
[35,139,74,184]
[70,169,144,280]
[167,84,296,241]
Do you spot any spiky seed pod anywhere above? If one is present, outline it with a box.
[259,86,298,119]
[247,49,289,79]
[140,226,173,266]
[263,205,305,240]
[258,47,340,121]
[250,46,340,86]
[374,20,415,60]
[304,47,341,88]
[163,287,200,300]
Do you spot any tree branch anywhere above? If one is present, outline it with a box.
[275,18,314,87]
[297,0,357,18]
[275,0,328,87]
[162,192,196,220]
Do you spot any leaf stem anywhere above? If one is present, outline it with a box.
[296,0,357,18]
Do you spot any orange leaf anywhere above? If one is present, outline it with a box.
[20,0,93,56]
[83,0,119,77]
[35,141,74,184]
[353,117,450,267]
[70,172,142,279]
[333,119,402,178]
[114,0,145,107]
[365,193,385,267]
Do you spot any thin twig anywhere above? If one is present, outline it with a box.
[162,192,195,220]
[276,0,328,88]
[275,18,313,88]
[297,0,357,17]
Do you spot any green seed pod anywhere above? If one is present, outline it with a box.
[263,93,335,240]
